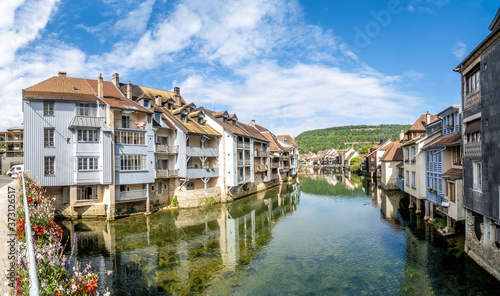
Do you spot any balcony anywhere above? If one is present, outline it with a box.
[245,160,251,166]
[464,142,481,158]
[426,190,445,206]
[155,169,179,178]
[464,91,480,110]
[155,145,179,154]
[280,166,289,172]
[115,119,147,130]
[270,162,280,169]
[186,146,218,157]
[6,136,23,142]
[255,164,268,172]
[254,150,268,158]
[115,189,148,202]
[186,168,219,179]
[237,142,250,149]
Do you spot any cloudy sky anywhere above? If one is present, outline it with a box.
[0,0,497,135]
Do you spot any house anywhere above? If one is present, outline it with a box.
[364,140,392,177]
[379,142,403,190]
[277,135,300,175]
[400,113,440,214]
[252,123,289,183]
[453,7,500,280]
[0,127,24,175]
[422,106,463,236]
[341,148,359,168]
[23,72,154,219]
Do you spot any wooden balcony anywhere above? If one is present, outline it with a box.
[155,145,179,154]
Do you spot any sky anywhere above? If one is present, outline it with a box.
[0,0,498,136]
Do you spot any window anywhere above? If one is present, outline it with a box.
[449,182,456,203]
[411,147,416,163]
[154,112,161,122]
[473,162,482,191]
[186,182,194,190]
[406,171,409,186]
[158,182,162,194]
[143,100,150,108]
[453,146,462,165]
[114,131,145,145]
[44,156,55,176]
[121,115,130,128]
[78,129,98,142]
[78,157,99,171]
[79,103,92,116]
[44,128,54,147]
[77,185,97,201]
[405,148,409,163]
[156,136,168,145]
[119,155,147,171]
[223,117,227,124]
[465,69,480,94]
[466,131,481,144]
[198,117,204,125]
[181,115,186,122]
[44,101,54,116]
[411,172,416,188]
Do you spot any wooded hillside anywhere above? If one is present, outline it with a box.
[296,124,411,153]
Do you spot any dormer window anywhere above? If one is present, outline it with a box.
[167,103,172,110]
[198,116,205,125]
[232,120,236,126]
[154,112,161,122]
[181,115,186,122]
[143,100,150,108]
[223,117,227,124]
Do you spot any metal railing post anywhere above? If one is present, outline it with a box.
[21,173,40,296]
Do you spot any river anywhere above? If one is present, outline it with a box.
[61,173,500,295]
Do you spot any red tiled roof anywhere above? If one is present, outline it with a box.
[86,79,152,113]
[407,113,439,133]
[380,142,403,162]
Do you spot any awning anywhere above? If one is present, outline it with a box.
[68,116,111,132]
[465,119,481,134]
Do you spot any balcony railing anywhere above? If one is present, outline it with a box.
[255,164,268,172]
[115,119,147,130]
[155,144,179,154]
[245,160,251,166]
[186,168,219,179]
[254,150,268,158]
[464,91,481,110]
[115,189,148,202]
[186,146,218,157]
[396,177,404,191]
[6,136,23,142]
[238,176,244,182]
[237,160,244,166]
[280,166,289,172]
[237,142,251,149]
[426,191,446,206]
[464,142,481,158]
[155,169,179,178]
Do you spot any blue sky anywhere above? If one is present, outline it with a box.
[0,0,497,136]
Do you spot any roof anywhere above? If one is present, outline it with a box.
[423,132,462,149]
[254,124,285,152]
[366,140,392,158]
[456,20,500,71]
[86,80,152,113]
[489,7,500,31]
[159,106,220,137]
[24,76,99,101]
[402,133,427,146]
[117,83,148,101]
[380,142,403,162]
[139,86,187,105]
[237,121,269,142]
[68,116,111,132]
[442,168,463,180]
[277,135,298,148]
[407,113,439,133]
[203,109,251,137]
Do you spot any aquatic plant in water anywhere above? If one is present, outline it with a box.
[14,174,103,295]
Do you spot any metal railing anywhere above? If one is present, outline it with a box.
[21,173,40,295]
[155,144,179,154]
[396,177,404,191]
[114,119,147,130]
[115,189,148,202]
[155,169,179,178]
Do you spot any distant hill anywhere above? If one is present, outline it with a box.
[296,124,411,153]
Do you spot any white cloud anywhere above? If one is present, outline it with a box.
[115,0,155,35]
[452,40,467,60]
[177,61,419,135]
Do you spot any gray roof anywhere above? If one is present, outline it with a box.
[68,116,111,132]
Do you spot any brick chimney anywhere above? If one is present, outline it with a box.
[127,81,132,100]
[112,73,119,87]
[426,111,430,124]
[174,87,181,106]
[98,73,104,98]
[57,71,67,77]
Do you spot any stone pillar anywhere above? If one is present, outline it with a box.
[409,196,414,209]
[69,186,77,219]
[424,200,430,220]
[428,203,435,223]
[416,198,422,214]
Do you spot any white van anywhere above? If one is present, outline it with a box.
[6,164,24,178]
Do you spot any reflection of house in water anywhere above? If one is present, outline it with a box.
[64,183,300,295]
[380,190,407,225]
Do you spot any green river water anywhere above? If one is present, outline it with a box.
[62,173,500,295]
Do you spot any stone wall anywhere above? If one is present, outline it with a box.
[174,186,221,208]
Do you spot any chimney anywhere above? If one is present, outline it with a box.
[155,95,162,107]
[112,73,119,87]
[57,71,67,77]
[250,119,256,126]
[97,73,103,98]
[426,111,430,124]
[127,81,132,100]
[399,130,404,141]
[173,87,181,106]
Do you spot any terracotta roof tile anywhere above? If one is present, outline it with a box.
[423,132,462,149]
[139,86,187,106]
[380,142,403,162]
[408,113,439,133]
[237,121,269,142]
[442,168,463,180]
[203,109,251,137]
[24,76,99,101]
[277,135,298,148]
[85,80,152,113]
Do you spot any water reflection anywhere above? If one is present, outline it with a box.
[61,175,499,295]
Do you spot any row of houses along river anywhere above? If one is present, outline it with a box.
[61,171,499,295]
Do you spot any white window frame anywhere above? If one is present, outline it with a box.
[44,101,54,116]
[411,171,416,189]
[77,185,98,201]
[44,156,55,176]
[473,161,482,191]
[115,131,145,145]
[119,155,147,171]
[44,128,55,147]
[77,129,99,142]
[78,157,99,171]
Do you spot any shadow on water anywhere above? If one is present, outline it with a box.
[61,174,500,295]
